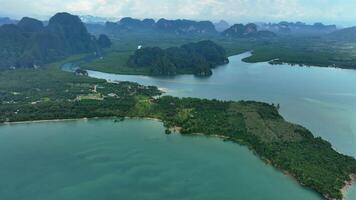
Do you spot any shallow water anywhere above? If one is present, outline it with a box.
[0,119,322,200]
[88,52,356,158]
[4,52,355,199]
[346,181,356,200]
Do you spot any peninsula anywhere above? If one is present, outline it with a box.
[0,55,355,200]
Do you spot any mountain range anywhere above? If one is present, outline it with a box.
[223,23,276,38]
[0,13,110,70]
[86,17,278,39]
[102,17,218,35]
[0,17,18,26]
[257,21,337,35]
[214,20,230,32]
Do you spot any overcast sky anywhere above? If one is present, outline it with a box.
[1,0,355,26]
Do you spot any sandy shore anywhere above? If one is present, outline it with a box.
[1,117,162,126]
[1,118,90,125]
[340,174,356,199]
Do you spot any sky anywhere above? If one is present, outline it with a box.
[1,0,356,26]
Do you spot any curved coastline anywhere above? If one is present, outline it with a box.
[1,113,355,200]
[57,52,356,199]
[0,53,351,198]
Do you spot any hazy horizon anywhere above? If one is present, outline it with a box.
[1,0,356,27]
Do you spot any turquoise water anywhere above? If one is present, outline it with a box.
[0,119,322,200]
[1,53,355,199]
[88,52,356,158]
[347,181,356,200]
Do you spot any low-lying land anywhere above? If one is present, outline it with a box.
[79,33,356,76]
[0,56,355,200]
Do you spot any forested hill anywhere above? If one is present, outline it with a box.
[257,22,337,35]
[223,23,276,38]
[87,17,218,35]
[128,40,229,76]
[0,13,111,70]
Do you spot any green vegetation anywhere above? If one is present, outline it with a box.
[0,55,355,200]
[2,12,356,200]
[238,36,356,69]
[79,33,208,74]
[128,40,229,76]
[80,31,356,75]
[222,23,276,38]
[137,96,356,200]
[0,56,160,122]
[79,34,253,75]
[0,13,110,70]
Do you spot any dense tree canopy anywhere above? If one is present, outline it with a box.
[0,13,111,70]
[0,55,355,200]
[223,23,276,38]
[128,40,229,76]
[97,34,112,48]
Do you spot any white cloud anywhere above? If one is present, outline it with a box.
[0,0,356,25]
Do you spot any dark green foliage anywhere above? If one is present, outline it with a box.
[47,12,98,54]
[0,57,355,199]
[97,34,112,48]
[327,26,356,41]
[128,47,176,75]
[145,96,356,200]
[128,40,228,76]
[239,35,356,70]
[0,12,102,70]
[0,24,29,68]
[223,23,276,38]
[156,19,217,35]
[103,17,217,35]
[75,68,88,76]
[0,60,161,123]
[17,17,44,33]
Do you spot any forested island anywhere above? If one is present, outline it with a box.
[0,55,355,200]
[128,40,229,76]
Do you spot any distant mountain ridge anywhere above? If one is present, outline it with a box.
[327,26,356,41]
[80,15,117,24]
[214,20,230,32]
[0,13,111,70]
[258,21,337,35]
[0,17,18,26]
[223,23,276,38]
[99,17,218,35]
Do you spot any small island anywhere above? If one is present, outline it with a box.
[128,40,229,76]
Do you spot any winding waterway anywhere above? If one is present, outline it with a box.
[1,52,355,199]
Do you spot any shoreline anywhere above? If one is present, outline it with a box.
[340,174,356,200]
[1,117,355,199]
[1,118,91,125]
[0,116,163,126]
